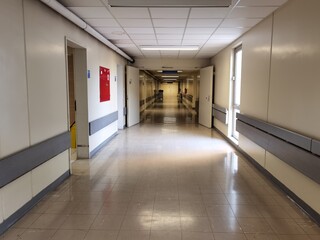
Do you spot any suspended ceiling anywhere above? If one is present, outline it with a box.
[57,0,288,59]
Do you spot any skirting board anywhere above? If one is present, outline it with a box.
[89,132,118,158]
[213,127,320,226]
[0,171,70,235]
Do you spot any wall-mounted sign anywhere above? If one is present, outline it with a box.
[100,66,110,102]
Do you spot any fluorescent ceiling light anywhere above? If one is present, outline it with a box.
[158,70,183,73]
[141,46,199,51]
[163,79,177,81]
[109,0,232,7]
[162,75,179,78]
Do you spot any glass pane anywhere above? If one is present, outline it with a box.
[232,109,240,139]
[234,49,242,106]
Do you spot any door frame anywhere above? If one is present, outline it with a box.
[230,45,242,141]
[65,38,89,160]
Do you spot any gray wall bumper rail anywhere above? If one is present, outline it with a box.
[213,104,228,124]
[236,113,320,184]
[236,113,312,151]
[0,132,70,188]
[89,111,118,136]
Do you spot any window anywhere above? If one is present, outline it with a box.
[231,45,242,141]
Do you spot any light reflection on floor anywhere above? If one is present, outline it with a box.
[3,98,320,240]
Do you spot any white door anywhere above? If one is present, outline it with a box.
[199,66,213,128]
[126,66,140,127]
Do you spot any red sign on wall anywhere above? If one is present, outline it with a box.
[100,66,110,102]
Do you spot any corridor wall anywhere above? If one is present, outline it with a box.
[0,0,126,232]
[212,0,320,216]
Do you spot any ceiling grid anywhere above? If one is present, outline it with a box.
[57,0,288,59]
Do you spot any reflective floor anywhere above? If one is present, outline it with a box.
[2,99,320,240]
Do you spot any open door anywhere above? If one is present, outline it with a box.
[126,66,140,127]
[199,66,214,128]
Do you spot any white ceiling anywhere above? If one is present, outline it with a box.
[58,0,288,60]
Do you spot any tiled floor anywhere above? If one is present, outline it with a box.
[1,99,320,240]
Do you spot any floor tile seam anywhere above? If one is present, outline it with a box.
[114,201,132,239]
[48,228,62,240]
[237,216,288,235]
[202,195,243,235]
[262,216,310,235]
[3,228,28,239]
[292,218,320,235]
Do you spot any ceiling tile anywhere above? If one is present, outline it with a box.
[150,8,190,18]
[185,28,215,35]
[117,19,153,27]
[183,35,211,40]
[158,40,182,45]
[153,19,187,28]
[116,43,136,48]
[96,27,125,34]
[142,50,161,56]
[228,6,278,18]
[189,8,230,18]
[237,0,288,7]
[178,51,197,57]
[124,28,155,34]
[129,34,156,40]
[68,7,112,18]
[160,50,179,55]
[220,18,262,28]
[134,39,158,45]
[156,35,183,40]
[59,0,103,7]
[210,34,239,40]
[155,28,185,34]
[206,38,234,46]
[103,33,130,40]
[108,7,150,18]
[85,18,119,27]
[182,39,207,45]
[187,19,222,28]
[214,27,250,34]
[112,39,133,44]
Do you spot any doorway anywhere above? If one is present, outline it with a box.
[230,45,242,141]
[66,39,89,160]
[67,47,77,161]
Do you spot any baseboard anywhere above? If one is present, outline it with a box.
[89,132,118,158]
[0,171,70,235]
[213,127,320,226]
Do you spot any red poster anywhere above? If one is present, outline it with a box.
[100,66,110,102]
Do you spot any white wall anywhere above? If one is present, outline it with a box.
[160,83,179,101]
[211,0,320,214]
[0,0,126,226]
[0,0,30,158]
[133,58,210,70]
